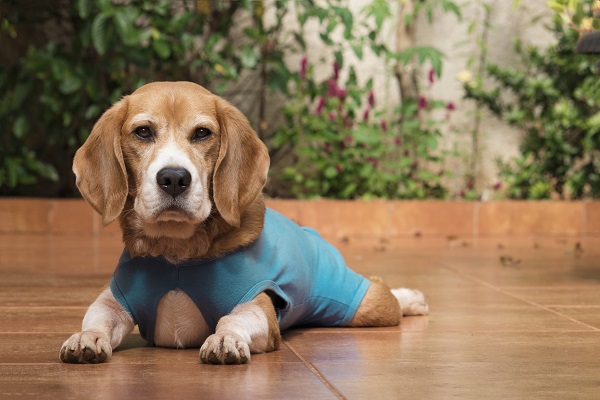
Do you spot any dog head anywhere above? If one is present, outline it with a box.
[73,81,270,240]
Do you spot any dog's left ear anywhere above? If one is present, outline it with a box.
[213,98,270,227]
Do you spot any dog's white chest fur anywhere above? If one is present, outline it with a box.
[154,290,211,348]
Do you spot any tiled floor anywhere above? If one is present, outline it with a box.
[1,233,599,399]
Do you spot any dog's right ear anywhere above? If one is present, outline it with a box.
[73,98,129,226]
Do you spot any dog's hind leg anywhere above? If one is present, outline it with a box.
[348,278,401,327]
[199,292,281,364]
[348,277,429,327]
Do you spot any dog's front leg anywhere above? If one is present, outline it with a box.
[200,292,281,364]
[60,288,134,364]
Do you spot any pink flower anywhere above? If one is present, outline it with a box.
[327,80,338,97]
[328,112,336,120]
[300,56,307,80]
[380,120,388,132]
[335,164,343,173]
[428,68,435,84]
[445,101,456,111]
[418,96,428,110]
[368,90,375,107]
[324,142,332,151]
[316,97,326,115]
[345,135,353,145]
[466,180,474,190]
[367,157,379,168]
[326,79,347,100]
[344,115,354,128]
[394,137,402,146]
[333,61,340,81]
[493,182,502,190]
[362,109,370,121]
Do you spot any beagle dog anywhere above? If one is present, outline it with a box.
[59,81,428,365]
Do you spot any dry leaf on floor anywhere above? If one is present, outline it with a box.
[500,255,521,267]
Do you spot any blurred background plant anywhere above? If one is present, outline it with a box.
[462,0,600,199]
[0,0,256,196]
[0,0,461,199]
[271,0,460,199]
[3,0,598,201]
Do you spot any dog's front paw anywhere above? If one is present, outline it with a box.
[199,332,250,364]
[391,288,429,316]
[59,331,112,364]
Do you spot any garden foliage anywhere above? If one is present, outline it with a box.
[0,0,458,199]
[464,0,600,199]
[0,0,252,195]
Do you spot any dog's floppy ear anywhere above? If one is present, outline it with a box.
[213,98,270,227]
[73,98,129,227]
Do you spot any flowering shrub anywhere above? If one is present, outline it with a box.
[462,0,600,199]
[273,58,456,199]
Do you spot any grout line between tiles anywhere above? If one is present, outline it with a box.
[283,341,346,400]
[438,262,600,332]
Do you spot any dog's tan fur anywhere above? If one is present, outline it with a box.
[60,82,426,365]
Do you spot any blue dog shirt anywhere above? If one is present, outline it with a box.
[110,208,370,346]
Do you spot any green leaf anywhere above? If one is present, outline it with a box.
[240,46,258,69]
[547,1,564,13]
[59,76,82,94]
[85,104,101,120]
[113,8,141,45]
[352,44,363,60]
[13,116,30,139]
[77,0,92,19]
[324,166,337,179]
[152,39,171,59]
[91,14,110,55]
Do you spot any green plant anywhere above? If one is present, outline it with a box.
[276,59,456,199]
[271,0,461,199]
[0,0,257,195]
[462,0,600,199]
[1,0,462,199]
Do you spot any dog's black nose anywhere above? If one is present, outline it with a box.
[156,167,192,198]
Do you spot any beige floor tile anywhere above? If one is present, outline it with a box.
[0,362,337,400]
[505,286,600,307]
[286,331,600,399]
[550,307,600,330]
[2,233,600,399]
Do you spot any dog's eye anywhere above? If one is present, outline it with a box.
[192,127,212,142]
[134,126,153,140]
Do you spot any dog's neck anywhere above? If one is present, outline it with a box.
[119,198,266,264]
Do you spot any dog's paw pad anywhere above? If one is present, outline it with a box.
[391,288,429,316]
[59,331,112,364]
[199,333,250,364]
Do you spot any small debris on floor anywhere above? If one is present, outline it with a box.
[373,245,387,252]
[340,236,351,244]
[575,242,584,256]
[500,255,521,267]
[448,238,471,249]
[565,242,584,257]
[533,241,540,249]
[497,243,504,250]
[414,231,423,238]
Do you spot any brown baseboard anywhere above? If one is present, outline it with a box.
[0,198,597,237]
